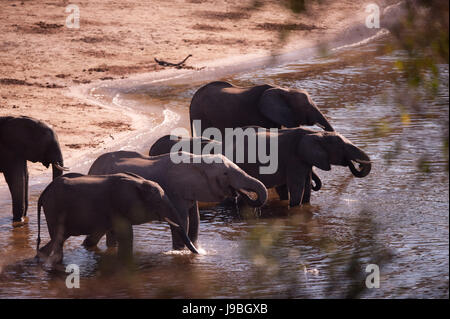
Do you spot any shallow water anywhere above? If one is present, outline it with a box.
[0,37,448,298]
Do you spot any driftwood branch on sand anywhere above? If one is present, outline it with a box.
[154,54,194,69]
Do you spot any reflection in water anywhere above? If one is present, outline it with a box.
[0,37,448,298]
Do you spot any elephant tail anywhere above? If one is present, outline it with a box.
[36,182,52,252]
[37,196,42,252]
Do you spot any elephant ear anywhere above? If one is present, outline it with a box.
[297,134,331,171]
[133,178,163,206]
[258,88,297,128]
[0,116,51,162]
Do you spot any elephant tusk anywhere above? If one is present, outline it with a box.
[54,163,70,171]
[354,159,372,164]
[164,217,180,228]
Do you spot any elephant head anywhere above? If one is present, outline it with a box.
[194,154,268,207]
[298,132,372,178]
[0,116,67,179]
[258,88,334,132]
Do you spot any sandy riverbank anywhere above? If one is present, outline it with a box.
[0,0,396,178]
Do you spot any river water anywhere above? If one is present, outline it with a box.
[0,37,448,298]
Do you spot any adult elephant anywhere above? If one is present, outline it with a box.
[0,116,67,226]
[148,134,322,202]
[225,127,371,207]
[36,172,198,265]
[189,81,334,136]
[150,128,371,207]
[86,151,268,251]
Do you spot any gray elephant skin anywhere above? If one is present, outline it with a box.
[148,134,322,203]
[87,151,268,250]
[189,81,334,136]
[0,116,66,225]
[36,172,199,265]
[149,128,371,207]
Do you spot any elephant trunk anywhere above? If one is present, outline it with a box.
[311,170,322,191]
[51,162,65,179]
[165,217,199,254]
[162,198,199,254]
[346,146,372,178]
[316,114,334,132]
[48,143,68,180]
[233,174,268,207]
[175,226,200,254]
[348,160,371,178]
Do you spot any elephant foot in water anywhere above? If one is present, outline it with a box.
[12,216,29,228]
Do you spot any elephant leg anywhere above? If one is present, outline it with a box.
[301,171,312,204]
[82,231,106,248]
[188,202,200,248]
[36,240,54,260]
[84,231,117,248]
[52,240,66,265]
[48,233,68,265]
[275,185,289,200]
[106,230,118,248]
[287,170,306,207]
[3,160,27,223]
[114,222,133,263]
[170,209,189,251]
[24,168,29,217]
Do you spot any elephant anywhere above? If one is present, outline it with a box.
[86,151,268,250]
[36,172,199,265]
[189,81,334,137]
[0,116,67,226]
[148,134,322,203]
[149,135,222,157]
[151,127,371,207]
[224,127,371,207]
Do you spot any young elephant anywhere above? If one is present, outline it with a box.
[87,152,268,251]
[148,134,322,203]
[36,172,199,265]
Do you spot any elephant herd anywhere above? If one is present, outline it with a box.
[0,81,372,265]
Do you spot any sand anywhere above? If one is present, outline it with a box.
[0,0,393,178]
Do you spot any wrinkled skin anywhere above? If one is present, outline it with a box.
[36,172,198,265]
[149,128,371,207]
[224,127,371,207]
[87,151,268,250]
[0,116,66,226]
[148,134,322,204]
[189,81,334,137]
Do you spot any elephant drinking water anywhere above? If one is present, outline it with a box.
[148,127,371,207]
[86,151,268,251]
[36,172,198,265]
